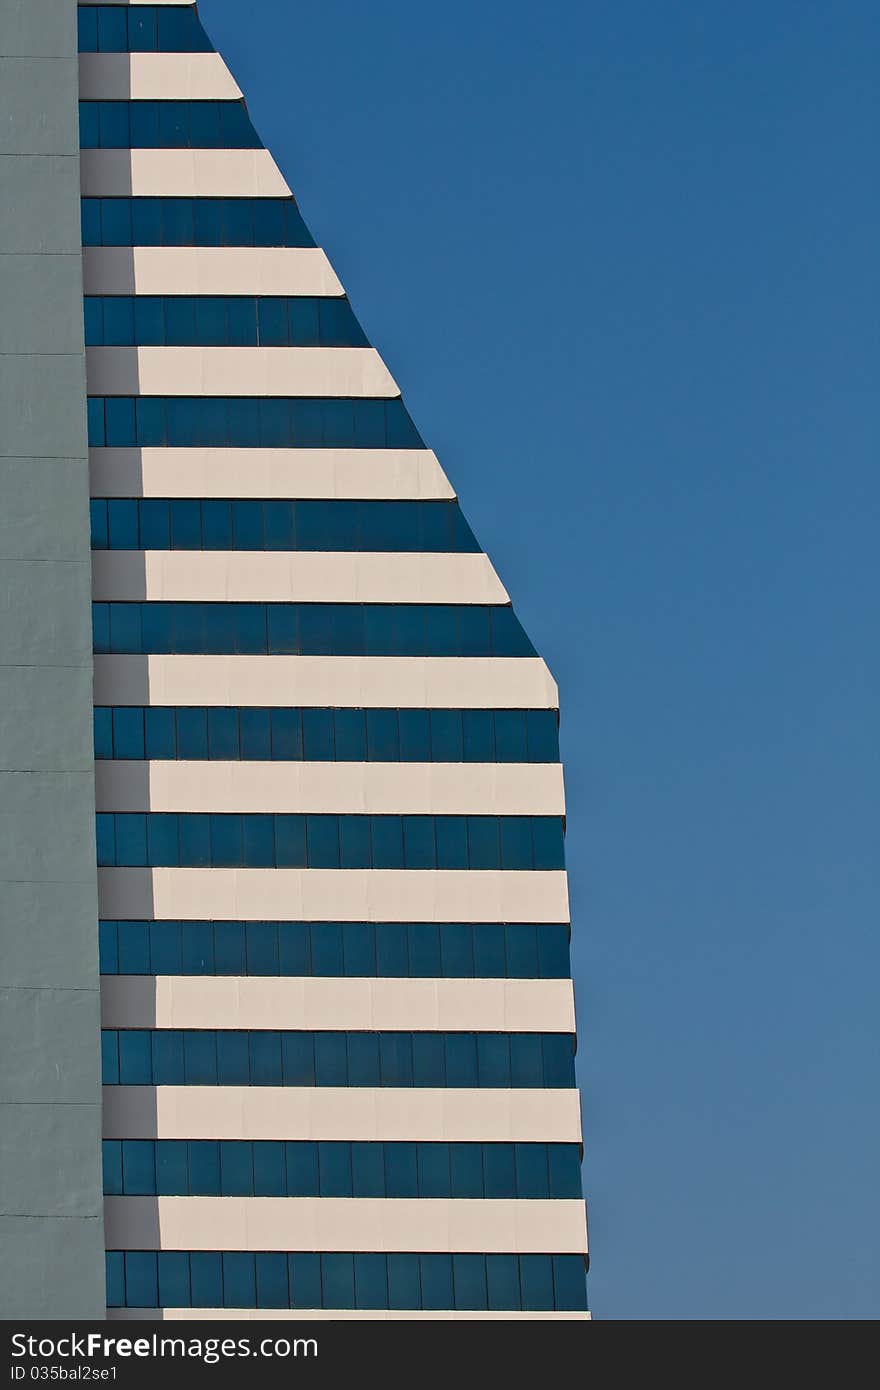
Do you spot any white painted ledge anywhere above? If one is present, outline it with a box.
[83,248,343,298]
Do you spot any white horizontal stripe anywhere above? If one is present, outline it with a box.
[94,759,563,816]
[103,1196,587,1255]
[79,53,242,101]
[80,149,290,198]
[89,447,454,500]
[90,551,507,605]
[97,868,570,924]
[86,345,398,398]
[94,760,563,816]
[103,1085,583,1142]
[93,655,560,709]
[100,976,576,1033]
[83,247,343,298]
[108,1309,591,1321]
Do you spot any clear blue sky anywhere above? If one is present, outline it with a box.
[199,0,879,1319]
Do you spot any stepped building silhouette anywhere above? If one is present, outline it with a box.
[0,0,588,1319]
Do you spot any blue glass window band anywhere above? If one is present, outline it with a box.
[98,920,572,980]
[92,603,536,657]
[90,499,480,553]
[78,7,214,54]
[84,296,368,348]
[93,707,558,763]
[102,1140,583,1199]
[81,198,315,248]
[87,397,423,448]
[100,1029,576,1088]
[79,101,261,149]
[95,814,566,870]
[106,1250,588,1312]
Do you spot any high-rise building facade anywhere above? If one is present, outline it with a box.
[0,0,588,1320]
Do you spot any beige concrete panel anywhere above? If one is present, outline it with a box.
[94,760,562,816]
[80,149,290,198]
[89,447,453,500]
[83,247,343,298]
[108,1309,590,1320]
[90,551,507,605]
[85,346,399,398]
[92,655,560,709]
[97,868,571,924]
[103,1196,587,1255]
[78,53,242,100]
[99,976,576,1033]
[102,1086,584,1142]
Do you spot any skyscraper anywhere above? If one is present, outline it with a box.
[0,0,588,1320]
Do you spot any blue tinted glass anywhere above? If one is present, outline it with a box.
[333,709,366,761]
[453,1254,487,1311]
[253,1141,285,1197]
[314,1032,347,1085]
[483,1140,515,1197]
[103,1140,123,1196]
[435,816,467,870]
[440,922,474,977]
[553,1255,588,1311]
[351,1142,384,1197]
[462,710,494,762]
[278,922,310,975]
[467,816,500,869]
[318,1142,352,1197]
[240,708,271,759]
[444,1033,478,1087]
[506,922,538,977]
[420,1254,453,1311]
[101,1031,119,1084]
[450,1143,483,1198]
[527,708,559,761]
[288,298,320,346]
[430,709,463,761]
[541,1033,575,1088]
[417,1143,450,1197]
[286,1141,318,1197]
[494,709,527,762]
[150,1030,183,1085]
[307,814,339,868]
[346,1032,380,1087]
[222,1253,255,1309]
[511,1145,544,1200]
[223,200,253,245]
[220,1141,253,1196]
[83,299,103,347]
[184,1030,217,1084]
[155,1140,187,1196]
[98,918,118,974]
[250,1030,282,1085]
[194,198,223,246]
[95,812,114,866]
[78,102,99,147]
[138,498,169,547]
[210,814,241,867]
[384,1142,417,1198]
[128,8,157,53]
[342,921,375,975]
[256,1253,288,1309]
[206,707,237,759]
[78,7,98,52]
[150,920,182,974]
[132,297,164,350]
[500,816,532,870]
[253,200,285,245]
[407,923,441,976]
[321,1253,355,1310]
[398,709,430,761]
[176,705,207,757]
[115,813,147,867]
[180,917,212,970]
[190,1253,222,1308]
[93,706,113,759]
[532,817,565,870]
[87,398,105,446]
[387,1254,420,1309]
[81,198,102,246]
[118,1030,151,1084]
[366,709,398,761]
[354,1253,388,1310]
[257,298,287,345]
[163,198,193,246]
[246,921,278,975]
[122,1140,155,1196]
[411,1032,445,1087]
[380,1033,413,1086]
[125,1252,158,1309]
[131,198,161,245]
[275,814,306,868]
[478,1033,511,1089]
[510,1033,544,1088]
[158,1252,191,1309]
[105,397,135,446]
[302,708,334,760]
[486,1255,520,1312]
[128,100,159,147]
[548,1143,582,1199]
[242,814,274,869]
[216,1031,248,1085]
[289,1252,321,1309]
[226,298,257,345]
[117,919,150,974]
[376,921,407,973]
[189,1142,221,1196]
[213,921,246,975]
[144,707,175,759]
[97,8,126,51]
[339,815,371,869]
[403,816,435,868]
